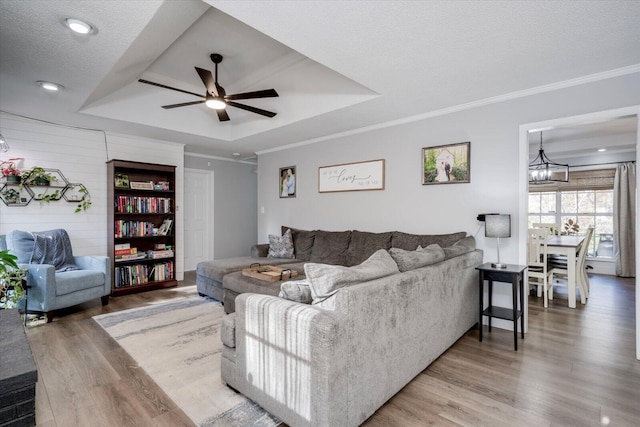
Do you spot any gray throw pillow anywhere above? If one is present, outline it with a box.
[390,231,466,251]
[278,279,313,304]
[389,243,445,272]
[443,235,476,259]
[309,230,352,265]
[281,226,316,261]
[267,229,295,259]
[305,249,400,304]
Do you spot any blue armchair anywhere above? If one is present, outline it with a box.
[2,230,110,322]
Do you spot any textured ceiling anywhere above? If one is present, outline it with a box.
[0,0,639,160]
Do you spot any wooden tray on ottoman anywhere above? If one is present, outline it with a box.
[242,265,298,282]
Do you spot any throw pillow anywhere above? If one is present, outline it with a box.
[267,229,295,259]
[443,235,476,259]
[309,230,352,265]
[390,231,466,251]
[305,249,399,304]
[389,244,445,272]
[345,230,393,266]
[278,279,313,304]
[281,226,316,261]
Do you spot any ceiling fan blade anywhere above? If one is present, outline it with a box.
[215,82,226,97]
[225,89,279,101]
[216,109,230,122]
[226,101,277,117]
[161,100,205,109]
[195,67,217,96]
[138,79,204,98]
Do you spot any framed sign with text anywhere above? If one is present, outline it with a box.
[318,159,385,193]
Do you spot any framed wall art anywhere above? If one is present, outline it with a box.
[318,159,385,193]
[422,142,470,185]
[279,166,296,198]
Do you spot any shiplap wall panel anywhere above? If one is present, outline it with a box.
[0,113,185,279]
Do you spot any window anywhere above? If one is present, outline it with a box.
[528,189,614,259]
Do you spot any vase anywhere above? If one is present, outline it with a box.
[6,175,20,183]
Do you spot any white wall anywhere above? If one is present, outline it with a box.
[257,72,640,330]
[184,154,258,258]
[0,112,186,280]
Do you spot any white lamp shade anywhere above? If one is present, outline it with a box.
[485,214,511,238]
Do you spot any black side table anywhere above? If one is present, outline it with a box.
[476,263,527,351]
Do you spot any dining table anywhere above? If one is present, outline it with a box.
[546,234,585,308]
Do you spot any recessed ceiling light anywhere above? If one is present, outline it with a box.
[36,81,63,91]
[65,18,93,34]
[233,153,241,157]
[597,148,607,152]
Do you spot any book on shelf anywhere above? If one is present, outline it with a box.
[115,247,137,256]
[115,253,147,262]
[149,249,174,259]
[115,243,131,250]
[157,218,173,236]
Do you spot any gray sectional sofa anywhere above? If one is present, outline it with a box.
[198,226,483,426]
[196,226,469,313]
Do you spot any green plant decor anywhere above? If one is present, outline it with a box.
[0,250,27,310]
[75,186,92,213]
[36,189,60,204]
[562,219,580,235]
[2,188,20,203]
[20,166,58,187]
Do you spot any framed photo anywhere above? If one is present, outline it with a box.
[279,166,296,198]
[114,173,130,189]
[422,142,470,185]
[130,181,154,190]
[318,159,385,193]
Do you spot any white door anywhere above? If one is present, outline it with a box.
[184,169,213,271]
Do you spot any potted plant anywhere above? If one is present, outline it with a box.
[1,187,20,203]
[21,166,57,186]
[0,249,27,310]
[1,161,21,183]
[74,186,92,212]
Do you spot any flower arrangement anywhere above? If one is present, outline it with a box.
[1,160,21,178]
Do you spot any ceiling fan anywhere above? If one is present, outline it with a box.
[138,53,279,122]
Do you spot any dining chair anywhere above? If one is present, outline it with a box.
[549,226,593,305]
[532,222,561,236]
[527,227,553,308]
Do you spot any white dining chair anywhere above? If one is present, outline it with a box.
[527,227,553,308]
[549,226,593,305]
[532,222,561,236]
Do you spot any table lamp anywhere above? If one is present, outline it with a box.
[485,214,511,268]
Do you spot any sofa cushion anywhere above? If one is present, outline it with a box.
[221,313,236,348]
[282,226,316,261]
[197,257,293,284]
[55,270,105,296]
[391,231,466,251]
[389,243,445,272]
[305,249,399,304]
[278,279,313,304]
[443,235,476,259]
[5,230,35,263]
[345,231,393,267]
[268,229,295,259]
[310,230,352,265]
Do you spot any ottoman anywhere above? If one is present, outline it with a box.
[222,264,305,314]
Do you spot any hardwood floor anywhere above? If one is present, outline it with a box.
[25,273,639,426]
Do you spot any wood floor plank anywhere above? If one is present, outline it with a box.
[23,272,640,426]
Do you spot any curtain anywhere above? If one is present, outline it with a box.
[613,163,636,277]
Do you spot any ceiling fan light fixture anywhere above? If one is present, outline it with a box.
[36,81,63,91]
[65,18,93,34]
[205,96,226,110]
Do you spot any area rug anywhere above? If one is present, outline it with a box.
[93,296,280,427]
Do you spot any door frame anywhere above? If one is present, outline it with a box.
[184,168,214,271]
[518,105,640,359]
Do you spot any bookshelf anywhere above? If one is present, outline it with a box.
[107,160,177,296]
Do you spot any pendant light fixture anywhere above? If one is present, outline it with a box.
[528,131,569,184]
